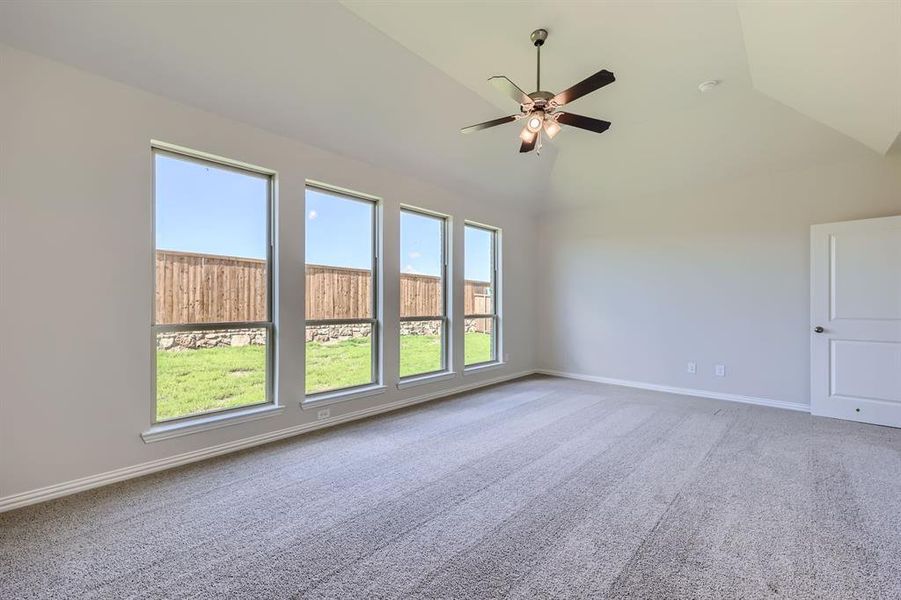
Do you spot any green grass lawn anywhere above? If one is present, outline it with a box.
[155,344,267,421]
[304,336,373,394]
[399,334,443,378]
[156,333,494,420]
[462,331,493,367]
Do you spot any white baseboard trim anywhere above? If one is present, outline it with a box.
[0,369,536,513]
[538,369,809,413]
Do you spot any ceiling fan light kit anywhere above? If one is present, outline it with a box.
[461,28,615,154]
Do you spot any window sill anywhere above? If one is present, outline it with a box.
[397,371,456,390]
[141,404,285,444]
[463,361,505,376]
[302,384,387,409]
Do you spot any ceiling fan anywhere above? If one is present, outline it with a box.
[461,29,615,154]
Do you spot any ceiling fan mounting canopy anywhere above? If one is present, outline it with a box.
[461,28,615,154]
[530,28,548,47]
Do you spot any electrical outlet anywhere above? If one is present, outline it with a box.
[317,408,330,420]
[687,361,697,374]
[715,364,725,377]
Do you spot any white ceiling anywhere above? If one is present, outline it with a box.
[1,1,897,213]
[343,0,898,208]
[739,1,901,155]
[0,1,555,208]
[344,1,755,129]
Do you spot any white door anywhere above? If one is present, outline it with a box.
[811,215,901,427]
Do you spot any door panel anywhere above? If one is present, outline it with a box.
[811,215,901,428]
[832,230,901,320]
[831,340,901,402]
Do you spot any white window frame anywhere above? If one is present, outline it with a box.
[399,207,450,380]
[464,222,501,368]
[304,182,381,400]
[150,142,276,425]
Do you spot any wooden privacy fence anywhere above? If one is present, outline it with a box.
[156,250,267,324]
[305,264,372,320]
[155,251,491,325]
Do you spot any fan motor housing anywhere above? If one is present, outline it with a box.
[527,90,555,111]
[529,91,554,102]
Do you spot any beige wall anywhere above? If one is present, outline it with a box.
[0,46,537,502]
[536,152,901,405]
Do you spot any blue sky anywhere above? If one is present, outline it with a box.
[305,188,373,270]
[155,153,268,259]
[464,225,492,283]
[400,210,442,277]
[155,153,492,281]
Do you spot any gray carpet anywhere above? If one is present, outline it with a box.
[2,375,900,599]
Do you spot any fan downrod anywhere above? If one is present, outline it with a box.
[530,29,548,91]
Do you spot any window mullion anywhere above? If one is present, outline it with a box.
[306,318,375,326]
[153,321,272,333]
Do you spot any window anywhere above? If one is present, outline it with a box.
[464,223,499,366]
[152,147,273,422]
[305,185,379,395]
[400,208,448,378]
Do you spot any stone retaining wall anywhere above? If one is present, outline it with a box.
[400,320,442,337]
[157,328,266,351]
[158,319,485,350]
[305,321,445,343]
[464,318,491,333]
[306,323,372,343]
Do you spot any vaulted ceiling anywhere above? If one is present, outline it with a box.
[739,1,901,156]
[343,0,900,208]
[0,1,555,208]
[1,1,898,212]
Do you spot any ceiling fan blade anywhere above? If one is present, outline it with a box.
[489,76,532,106]
[556,112,611,134]
[460,115,518,134]
[552,69,615,106]
[519,129,537,153]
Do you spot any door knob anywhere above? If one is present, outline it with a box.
[814,326,825,333]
